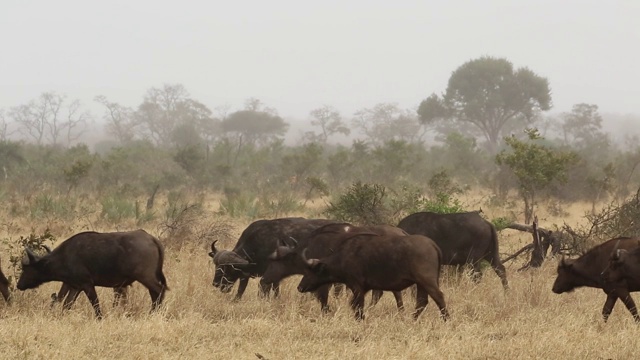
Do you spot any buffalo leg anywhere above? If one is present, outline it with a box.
[138,278,166,311]
[113,286,128,307]
[422,282,449,321]
[350,290,366,320]
[235,277,249,301]
[617,288,640,322]
[314,285,331,313]
[471,263,483,283]
[414,285,429,319]
[602,293,618,322]
[492,261,509,289]
[392,291,404,311]
[62,289,82,310]
[82,285,102,319]
[370,290,383,306]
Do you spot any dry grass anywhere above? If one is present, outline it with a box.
[0,197,638,359]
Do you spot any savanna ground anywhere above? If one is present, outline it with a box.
[0,194,638,360]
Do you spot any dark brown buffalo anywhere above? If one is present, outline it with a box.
[209,218,335,300]
[297,232,449,320]
[40,244,130,309]
[601,239,640,321]
[17,229,168,318]
[397,211,508,288]
[263,223,406,312]
[0,257,10,302]
[552,237,640,322]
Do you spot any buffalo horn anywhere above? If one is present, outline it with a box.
[22,246,38,265]
[301,248,320,268]
[209,240,219,257]
[213,250,249,266]
[43,245,52,253]
[610,239,622,260]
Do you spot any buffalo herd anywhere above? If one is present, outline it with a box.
[1,212,640,322]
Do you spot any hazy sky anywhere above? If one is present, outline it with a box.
[1,1,638,121]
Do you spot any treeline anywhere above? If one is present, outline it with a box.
[0,57,639,227]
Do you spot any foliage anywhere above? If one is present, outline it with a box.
[324,182,390,225]
[304,105,350,143]
[418,56,551,153]
[157,192,234,250]
[491,216,515,232]
[325,181,465,226]
[100,193,137,224]
[29,193,75,221]
[2,228,57,277]
[135,84,214,147]
[352,103,427,145]
[496,128,578,223]
[217,187,262,219]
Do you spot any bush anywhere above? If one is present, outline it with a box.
[324,182,391,225]
[2,228,56,280]
[158,194,234,251]
[100,193,136,223]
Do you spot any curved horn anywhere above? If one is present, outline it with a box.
[43,245,52,253]
[288,236,298,247]
[213,250,249,266]
[301,248,320,268]
[209,240,219,257]
[609,239,622,261]
[22,246,38,266]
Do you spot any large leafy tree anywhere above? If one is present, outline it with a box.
[496,128,577,224]
[418,57,552,153]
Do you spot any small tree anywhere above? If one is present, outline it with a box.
[496,128,577,224]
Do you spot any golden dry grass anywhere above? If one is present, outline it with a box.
[0,196,638,360]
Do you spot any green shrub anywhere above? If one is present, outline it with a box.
[29,193,74,220]
[100,194,136,223]
[2,228,57,280]
[324,182,390,225]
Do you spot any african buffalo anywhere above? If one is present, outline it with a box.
[17,229,168,318]
[297,232,449,320]
[0,257,10,302]
[397,211,508,288]
[601,239,640,321]
[263,223,406,312]
[209,218,335,300]
[39,244,131,309]
[552,237,640,322]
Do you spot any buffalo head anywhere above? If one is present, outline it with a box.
[17,247,47,291]
[209,241,251,293]
[296,249,335,293]
[551,257,578,294]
